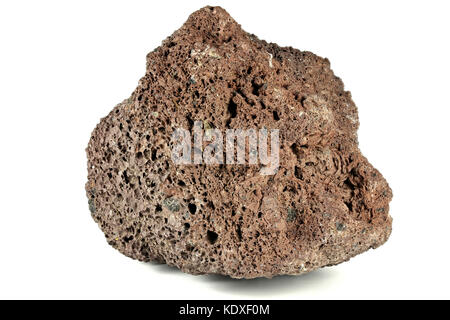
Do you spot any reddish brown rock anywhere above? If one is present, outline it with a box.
[86,6,392,278]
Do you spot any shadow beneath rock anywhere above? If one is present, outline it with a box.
[199,269,340,297]
[145,261,184,275]
[143,261,340,297]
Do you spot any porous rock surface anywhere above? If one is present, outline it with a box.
[86,6,393,278]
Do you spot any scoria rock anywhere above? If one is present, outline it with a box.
[86,6,392,279]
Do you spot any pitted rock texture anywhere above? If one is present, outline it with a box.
[86,6,392,279]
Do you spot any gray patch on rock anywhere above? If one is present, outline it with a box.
[287,208,297,222]
[336,222,346,231]
[163,197,181,212]
[88,198,96,214]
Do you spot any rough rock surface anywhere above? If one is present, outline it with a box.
[86,6,393,279]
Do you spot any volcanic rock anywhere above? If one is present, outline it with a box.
[86,6,393,278]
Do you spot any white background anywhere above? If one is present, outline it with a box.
[1,0,449,299]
